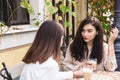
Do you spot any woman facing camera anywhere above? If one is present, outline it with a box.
[63,16,118,71]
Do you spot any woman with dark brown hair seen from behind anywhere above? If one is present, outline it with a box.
[20,20,83,80]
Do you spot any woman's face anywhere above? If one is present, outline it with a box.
[81,24,98,44]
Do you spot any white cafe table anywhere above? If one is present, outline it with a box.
[67,71,120,80]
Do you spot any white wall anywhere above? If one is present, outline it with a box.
[0,25,38,50]
[29,0,45,26]
[0,0,45,50]
[0,0,45,79]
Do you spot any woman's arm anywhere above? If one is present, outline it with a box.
[63,45,76,71]
[108,27,118,56]
[105,27,118,71]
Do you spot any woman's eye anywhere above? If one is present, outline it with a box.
[88,30,92,33]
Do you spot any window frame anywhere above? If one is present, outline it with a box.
[0,0,30,27]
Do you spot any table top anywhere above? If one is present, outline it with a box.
[67,71,120,80]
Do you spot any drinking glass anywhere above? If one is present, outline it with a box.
[82,65,93,80]
[86,58,97,71]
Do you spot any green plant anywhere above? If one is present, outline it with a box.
[0,22,9,42]
[45,0,77,54]
[20,0,34,14]
[0,22,9,35]
[3,0,35,27]
[45,0,76,27]
[0,0,37,43]
[88,0,114,37]
[20,0,42,26]
[21,0,44,26]
[0,0,35,35]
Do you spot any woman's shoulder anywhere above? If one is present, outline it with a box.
[40,57,59,68]
[20,58,59,80]
[23,57,58,69]
[46,57,58,66]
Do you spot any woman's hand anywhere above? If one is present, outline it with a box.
[108,27,118,42]
[73,69,84,78]
[108,27,118,56]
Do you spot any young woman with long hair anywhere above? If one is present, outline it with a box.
[20,20,83,80]
[63,16,118,71]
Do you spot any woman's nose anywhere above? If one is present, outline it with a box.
[84,32,88,36]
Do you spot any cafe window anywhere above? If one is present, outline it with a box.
[0,0,29,26]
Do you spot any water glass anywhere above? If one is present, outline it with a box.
[86,58,97,71]
[82,66,93,80]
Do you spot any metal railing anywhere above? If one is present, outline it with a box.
[52,0,75,56]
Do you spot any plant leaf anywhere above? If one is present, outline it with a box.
[64,21,70,27]
[31,18,36,21]
[35,21,40,26]
[72,12,77,17]
[60,4,70,13]
[0,22,4,26]
[57,16,62,20]
[44,1,52,6]
[72,1,76,8]
[37,13,41,15]
[48,6,57,14]
[20,0,34,14]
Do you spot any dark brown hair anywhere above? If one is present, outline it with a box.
[70,16,104,64]
[23,20,64,64]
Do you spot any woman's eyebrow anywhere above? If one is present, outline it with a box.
[87,29,94,30]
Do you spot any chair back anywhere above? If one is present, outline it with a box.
[0,62,13,80]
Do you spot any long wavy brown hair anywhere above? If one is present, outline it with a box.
[70,16,104,64]
[23,20,64,64]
